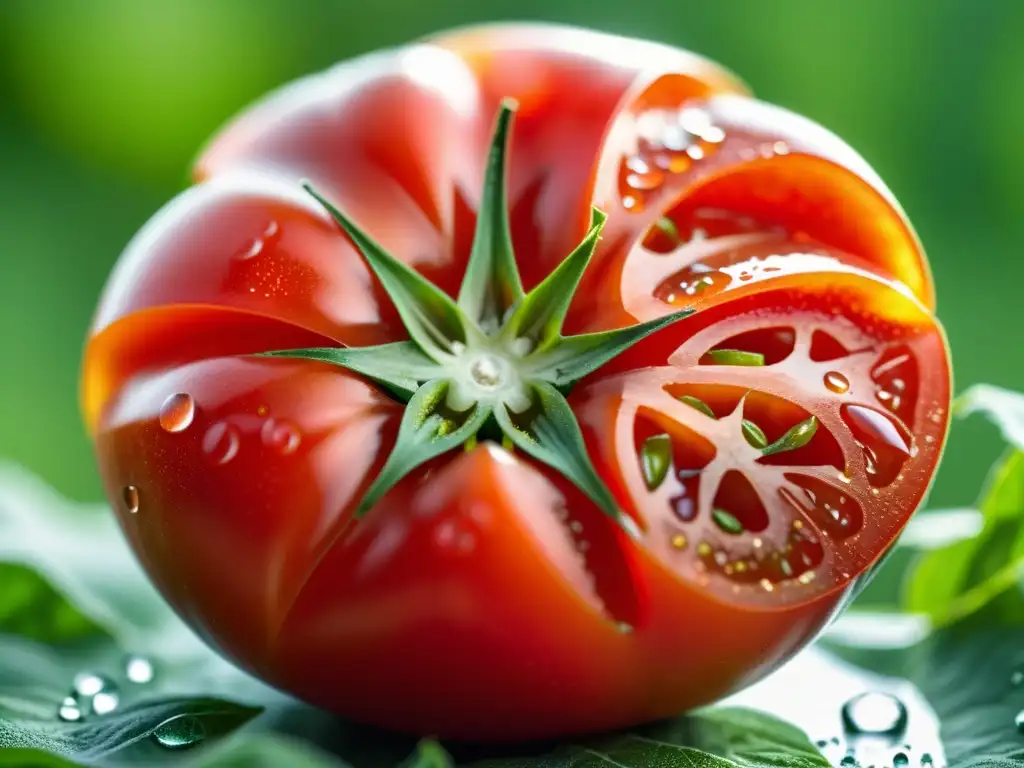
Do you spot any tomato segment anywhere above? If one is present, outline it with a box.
[82,24,951,740]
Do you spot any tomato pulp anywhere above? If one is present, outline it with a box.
[82,24,950,741]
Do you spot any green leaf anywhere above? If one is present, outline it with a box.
[260,342,444,401]
[828,618,1024,768]
[402,740,454,768]
[0,676,260,764]
[680,395,716,419]
[187,733,351,767]
[904,448,1024,626]
[456,102,524,330]
[501,208,607,350]
[304,183,469,356]
[640,433,672,491]
[356,380,491,516]
[0,563,106,646]
[954,383,1024,450]
[741,419,767,449]
[705,350,765,366]
[761,417,818,457]
[712,509,745,535]
[496,382,633,535]
[467,708,828,768]
[525,310,694,389]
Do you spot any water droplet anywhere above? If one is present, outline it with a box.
[815,739,828,749]
[1015,709,1024,732]
[841,692,908,737]
[58,696,82,722]
[893,753,909,767]
[236,238,265,260]
[92,691,120,715]
[920,754,933,766]
[840,757,857,767]
[153,714,206,750]
[123,485,140,514]
[261,418,301,455]
[73,673,106,698]
[125,655,155,684]
[671,533,687,550]
[159,393,195,433]
[622,195,642,212]
[825,371,851,394]
[202,422,240,466]
[625,160,665,191]
[1012,670,1024,686]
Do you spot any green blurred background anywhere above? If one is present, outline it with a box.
[0,0,1019,508]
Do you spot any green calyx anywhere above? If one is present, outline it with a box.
[262,100,693,535]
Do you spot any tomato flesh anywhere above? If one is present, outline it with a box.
[83,24,950,740]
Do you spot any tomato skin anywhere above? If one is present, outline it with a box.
[83,24,951,740]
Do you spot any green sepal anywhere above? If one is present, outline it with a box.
[496,382,636,537]
[457,101,524,330]
[706,349,765,366]
[355,379,491,517]
[524,309,694,388]
[259,341,443,401]
[502,208,607,350]
[762,416,818,457]
[304,183,471,357]
[742,419,769,449]
[640,434,672,491]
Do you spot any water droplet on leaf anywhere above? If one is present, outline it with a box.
[841,692,908,737]
[58,696,82,722]
[153,715,206,750]
[91,691,119,715]
[125,655,155,684]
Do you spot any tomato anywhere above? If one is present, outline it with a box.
[82,24,950,741]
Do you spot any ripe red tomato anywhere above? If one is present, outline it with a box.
[83,24,950,741]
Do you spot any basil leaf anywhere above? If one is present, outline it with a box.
[905,449,1024,626]
[466,708,827,768]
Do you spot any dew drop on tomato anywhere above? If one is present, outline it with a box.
[260,418,301,455]
[122,485,140,514]
[159,393,195,433]
[202,422,241,466]
[824,371,851,394]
